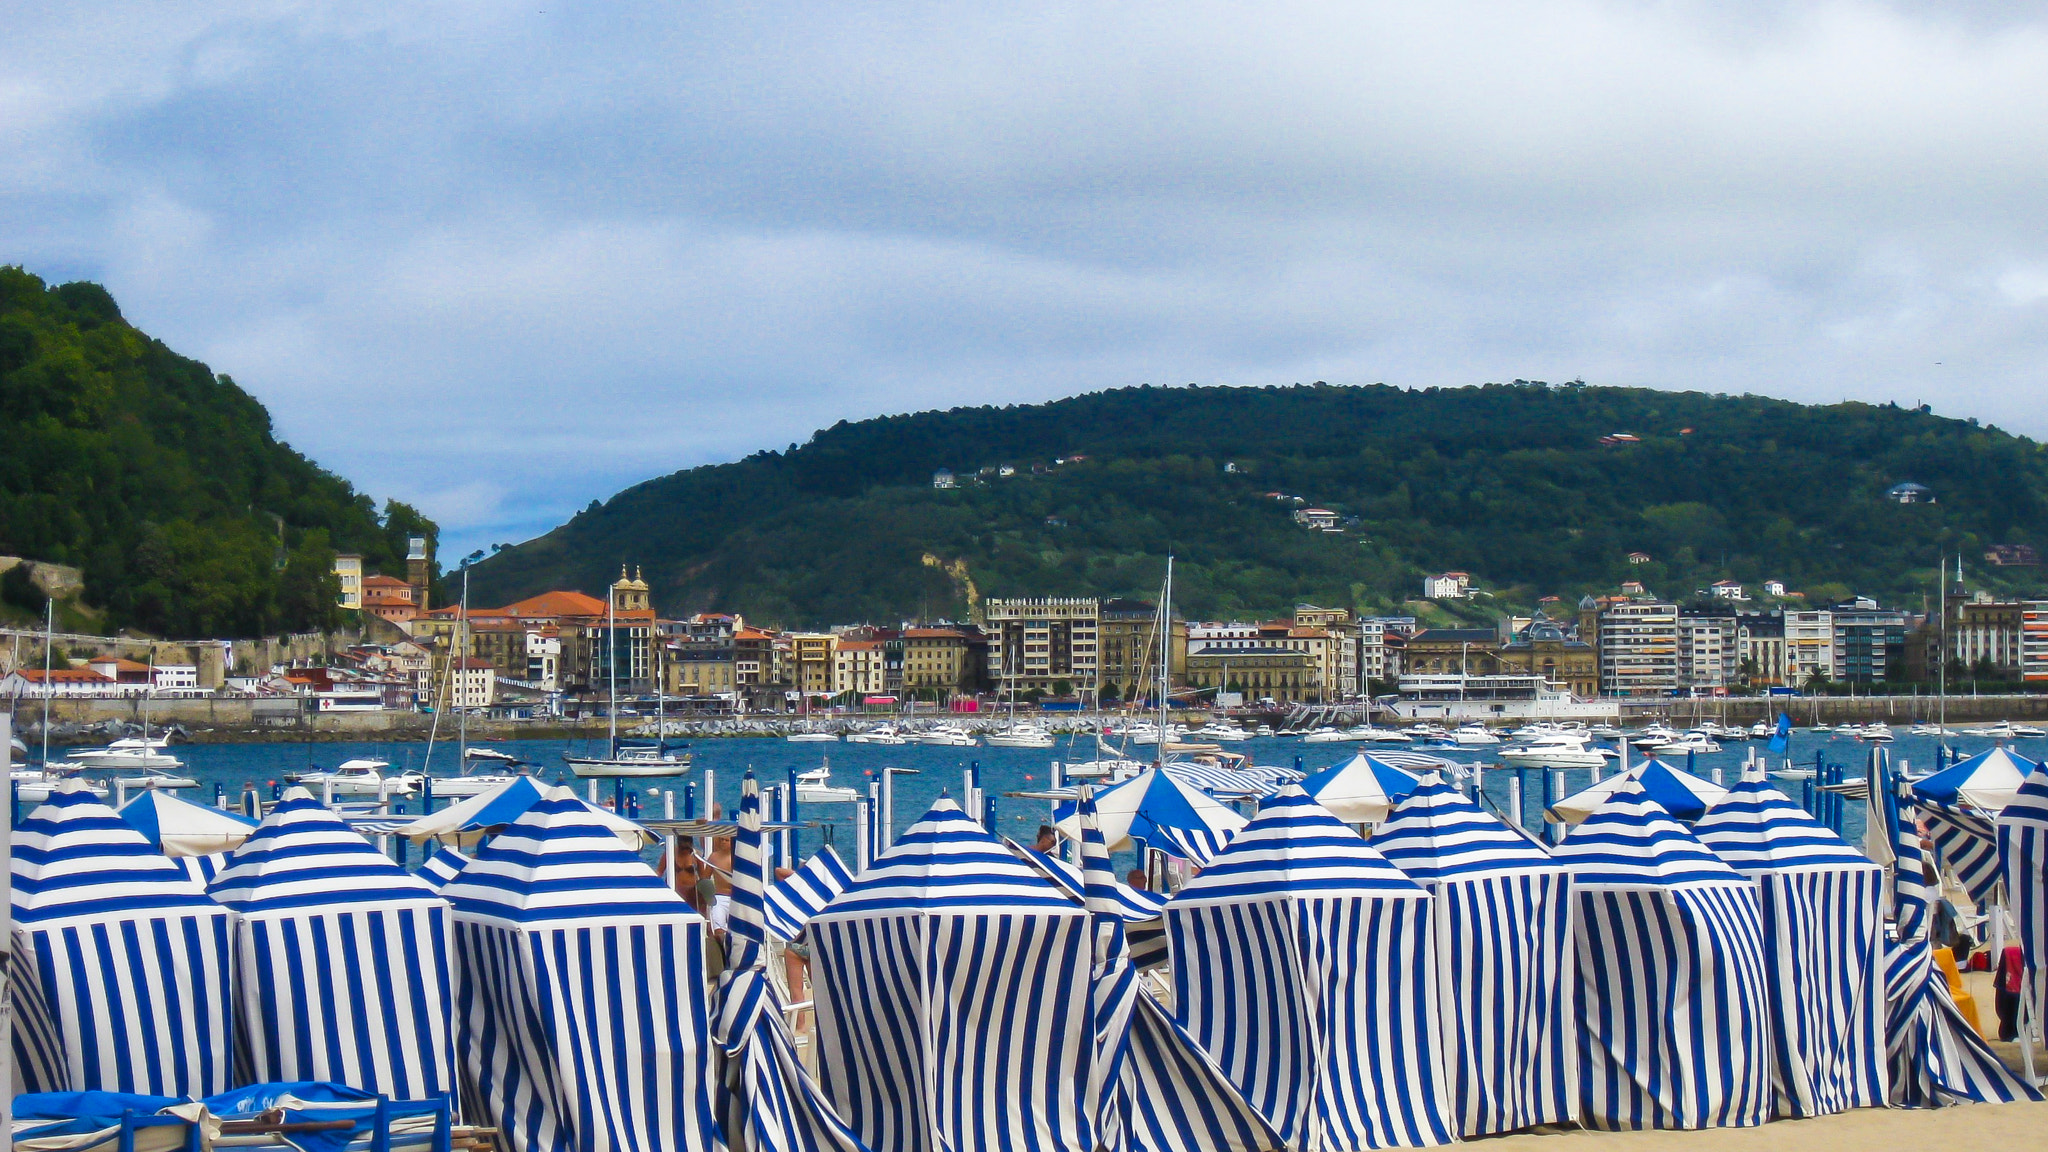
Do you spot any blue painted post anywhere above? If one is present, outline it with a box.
[684,781,697,820]
[243,786,259,819]
[1294,754,1304,774]
[213,782,227,808]
[985,792,997,832]
[422,775,435,815]
[271,781,283,802]
[613,777,625,813]
[1802,774,1815,817]
[1686,748,1696,776]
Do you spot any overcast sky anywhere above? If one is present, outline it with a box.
[7,2,2048,556]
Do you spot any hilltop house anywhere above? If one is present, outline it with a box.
[1422,572,1471,600]
[1709,580,1744,600]
[1292,507,1339,530]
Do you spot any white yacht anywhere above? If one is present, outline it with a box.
[1498,732,1609,770]
[1645,732,1722,755]
[1749,720,1774,739]
[66,737,184,771]
[1449,724,1501,746]
[1628,724,1681,749]
[1588,723,1626,739]
[784,730,841,743]
[1301,726,1371,744]
[113,768,200,791]
[566,744,692,776]
[794,761,861,804]
[15,769,107,803]
[846,724,910,746]
[1192,722,1250,743]
[429,770,529,798]
[1856,723,1894,742]
[289,758,425,795]
[986,723,1056,749]
[463,746,521,764]
[907,725,978,747]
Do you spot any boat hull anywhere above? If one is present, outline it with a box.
[566,757,691,777]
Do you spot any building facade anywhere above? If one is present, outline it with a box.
[1597,600,1679,696]
[985,597,1099,697]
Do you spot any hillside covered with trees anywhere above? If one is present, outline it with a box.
[472,382,2048,626]
[0,267,436,636]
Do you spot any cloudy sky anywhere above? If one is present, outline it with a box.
[7,2,2048,555]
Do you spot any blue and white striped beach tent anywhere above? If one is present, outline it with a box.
[1165,786,1456,1150]
[717,776,869,1152]
[417,844,470,889]
[761,846,854,943]
[1548,759,1728,825]
[400,774,655,851]
[1912,748,2033,908]
[1882,936,2041,1107]
[1370,774,1578,1136]
[1054,766,1247,865]
[1013,840,1171,970]
[1694,778,1886,1118]
[442,786,720,1152]
[9,781,235,1098]
[1074,787,1283,1152]
[206,788,458,1102]
[1301,753,1422,825]
[1997,760,2048,1060]
[1550,778,1772,1130]
[810,797,1094,1152]
[118,790,258,858]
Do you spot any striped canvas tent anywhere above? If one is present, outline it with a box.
[761,846,854,943]
[206,788,458,1101]
[1913,747,2033,908]
[442,786,720,1152]
[173,852,231,887]
[1548,758,1728,824]
[717,776,868,1152]
[1074,787,1283,1152]
[1694,778,1886,1118]
[810,797,1093,1152]
[417,845,471,889]
[1369,774,1577,1136]
[1013,841,1170,970]
[1054,766,1247,865]
[1165,786,1455,1150]
[1301,753,1422,825]
[400,775,654,850]
[9,781,235,1097]
[1550,778,1772,1130]
[1883,936,2041,1107]
[118,791,257,857]
[1997,760,2048,1059]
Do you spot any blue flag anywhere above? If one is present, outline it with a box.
[1767,712,1791,755]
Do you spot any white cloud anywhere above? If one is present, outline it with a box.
[5,2,2048,554]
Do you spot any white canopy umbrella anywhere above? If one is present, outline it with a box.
[397,775,652,849]
[117,790,257,857]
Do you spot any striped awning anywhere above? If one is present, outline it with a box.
[10,781,235,1098]
[1550,777,1749,890]
[443,787,718,1152]
[1300,752,1423,825]
[205,788,457,1102]
[761,846,854,943]
[1696,778,1887,1119]
[1548,758,1728,824]
[1912,746,2034,814]
[1997,762,2048,1046]
[117,791,256,858]
[1370,776,1577,1137]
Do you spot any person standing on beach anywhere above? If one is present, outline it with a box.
[1997,943,2025,1042]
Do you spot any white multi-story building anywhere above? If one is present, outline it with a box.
[985,597,1099,696]
[449,658,496,709]
[1597,600,1679,696]
[1786,611,1835,684]
[152,664,200,691]
[2024,602,2048,685]
[1677,612,1738,693]
[1422,572,1472,600]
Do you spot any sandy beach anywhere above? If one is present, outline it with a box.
[1486,1099,2048,1150]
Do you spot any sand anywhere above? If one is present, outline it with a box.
[1481,1101,2048,1150]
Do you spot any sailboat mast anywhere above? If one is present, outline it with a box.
[1156,556,1173,767]
[40,598,52,769]
[1937,551,1949,736]
[458,560,471,761]
[608,573,619,753]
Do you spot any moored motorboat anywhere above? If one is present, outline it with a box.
[794,761,860,803]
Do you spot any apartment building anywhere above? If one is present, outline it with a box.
[1785,611,1835,685]
[1597,600,1679,696]
[2024,602,2048,684]
[1953,597,2025,677]
[1735,612,1786,687]
[902,626,986,699]
[1097,598,1185,701]
[1677,610,1738,694]
[984,597,1099,697]
[1832,603,1908,684]
[788,633,837,697]
[833,637,887,698]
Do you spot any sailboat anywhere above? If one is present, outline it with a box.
[566,572,690,776]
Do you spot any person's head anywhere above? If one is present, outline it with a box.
[1034,824,1057,851]
[1126,868,1148,891]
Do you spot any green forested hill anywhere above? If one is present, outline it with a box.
[0,268,436,636]
[472,382,2048,627]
